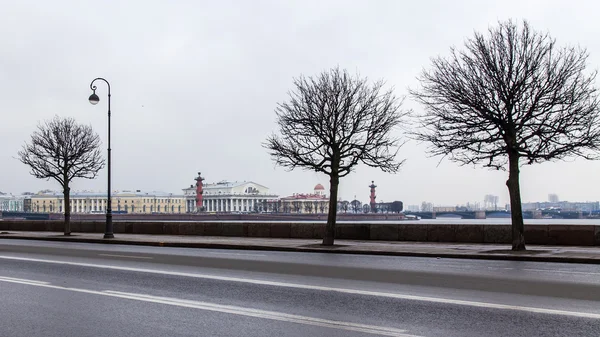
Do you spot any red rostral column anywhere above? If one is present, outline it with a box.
[195,172,205,212]
[369,180,377,213]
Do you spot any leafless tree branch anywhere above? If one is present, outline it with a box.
[17,116,105,234]
[264,67,406,245]
[410,19,600,251]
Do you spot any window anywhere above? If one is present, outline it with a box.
[143,205,146,213]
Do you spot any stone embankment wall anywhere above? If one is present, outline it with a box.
[1,220,598,246]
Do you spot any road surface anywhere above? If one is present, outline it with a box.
[0,239,599,337]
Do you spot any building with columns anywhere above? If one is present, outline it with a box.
[276,184,329,214]
[28,190,186,214]
[183,180,278,213]
[0,192,25,212]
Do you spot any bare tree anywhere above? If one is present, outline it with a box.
[292,201,302,213]
[484,194,499,210]
[319,202,327,214]
[390,200,403,213]
[18,116,105,235]
[421,201,433,212]
[351,199,362,214]
[341,200,349,213]
[304,202,313,214]
[362,204,370,213]
[264,67,405,245]
[411,20,600,250]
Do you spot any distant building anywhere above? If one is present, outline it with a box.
[433,206,457,212]
[405,205,421,212]
[277,184,329,214]
[519,201,599,212]
[0,193,25,212]
[183,179,278,213]
[28,190,186,214]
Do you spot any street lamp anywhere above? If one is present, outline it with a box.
[88,77,114,239]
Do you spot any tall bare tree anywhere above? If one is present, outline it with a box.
[18,116,105,235]
[265,67,405,245]
[410,20,600,250]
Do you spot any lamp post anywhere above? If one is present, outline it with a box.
[88,77,114,239]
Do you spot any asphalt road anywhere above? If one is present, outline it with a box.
[0,239,599,337]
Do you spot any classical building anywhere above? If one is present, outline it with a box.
[0,193,25,212]
[28,190,186,214]
[276,184,329,214]
[183,179,278,213]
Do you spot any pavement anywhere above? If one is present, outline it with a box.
[1,230,600,264]
[1,239,599,337]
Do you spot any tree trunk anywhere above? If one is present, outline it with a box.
[322,173,340,246]
[63,185,71,236]
[506,153,525,251]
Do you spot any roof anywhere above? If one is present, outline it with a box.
[314,184,325,190]
[281,193,328,200]
[203,181,269,190]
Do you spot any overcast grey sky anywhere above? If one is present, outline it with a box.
[1,0,599,207]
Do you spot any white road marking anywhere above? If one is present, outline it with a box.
[98,254,153,260]
[206,252,267,257]
[0,276,49,285]
[0,276,419,337]
[1,255,599,320]
[524,268,600,276]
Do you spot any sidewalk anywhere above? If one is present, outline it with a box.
[1,230,599,264]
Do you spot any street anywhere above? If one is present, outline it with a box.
[0,239,599,337]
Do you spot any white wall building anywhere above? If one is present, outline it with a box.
[0,193,25,212]
[183,180,279,213]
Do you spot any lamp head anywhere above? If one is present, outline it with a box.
[88,90,100,105]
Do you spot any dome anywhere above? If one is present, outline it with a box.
[314,184,325,191]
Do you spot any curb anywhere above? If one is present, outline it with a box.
[1,234,599,265]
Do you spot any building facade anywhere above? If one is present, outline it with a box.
[0,193,25,212]
[183,180,279,213]
[520,201,600,212]
[276,184,329,214]
[29,190,186,214]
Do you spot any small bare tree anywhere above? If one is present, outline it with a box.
[265,67,405,245]
[411,20,600,250]
[319,202,327,214]
[18,116,105,235]
[351,200,362,214]
[304,202,313,214]
[341,200,349,213]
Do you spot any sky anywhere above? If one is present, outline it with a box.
[1,0,599,207]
